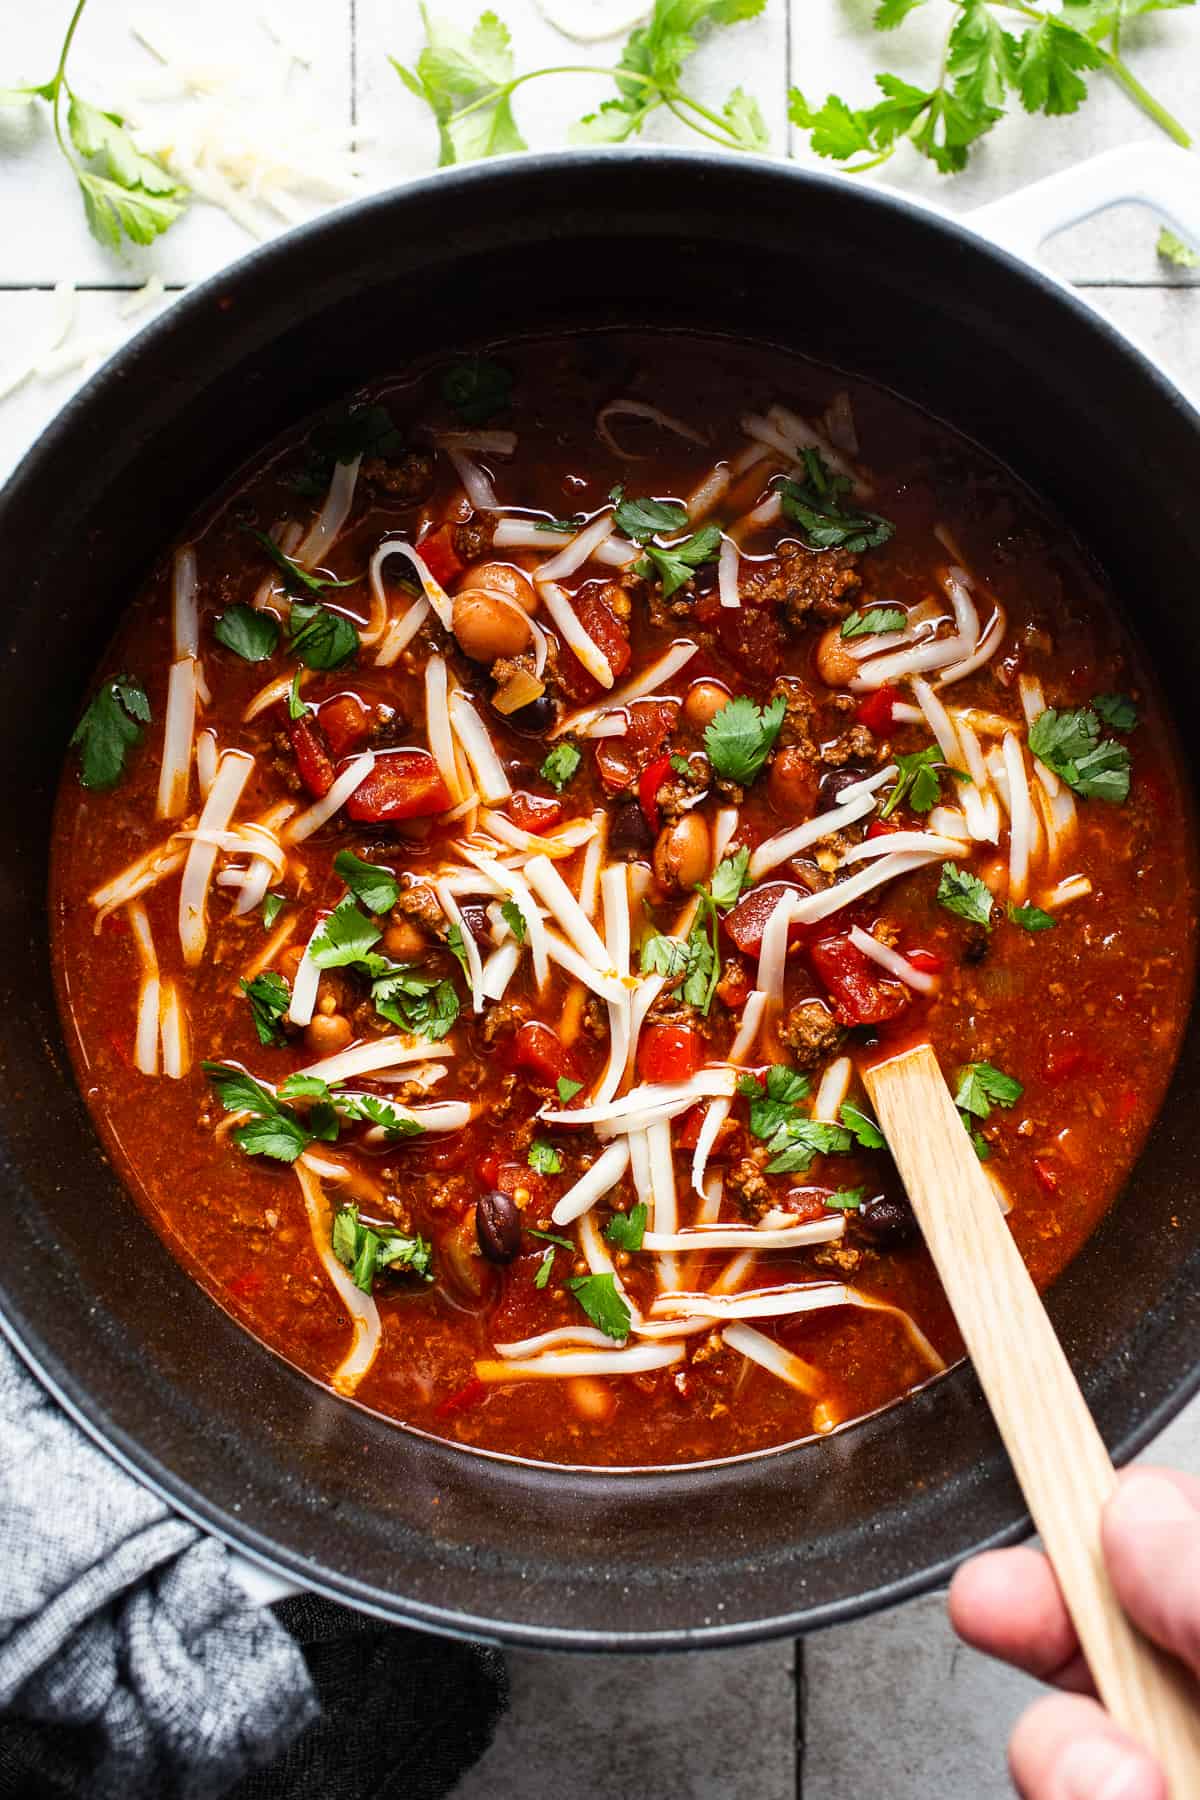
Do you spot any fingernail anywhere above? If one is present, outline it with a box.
[1109,1472,1196,1533]
[1058,1739,1161,1800]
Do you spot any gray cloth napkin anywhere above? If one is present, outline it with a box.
[0,1336,509,1799]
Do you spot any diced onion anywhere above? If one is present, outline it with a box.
[294,1160,380,1394]
[723,1322,824,1397]
[847,925,938,995]
[748,789,876,882]
[449,690,511,804]
[286,751,375,844]
[172,545,199,660]
[156,658,198,821]
[178,750,254,965]
[717,536,740,609]
[295,454,361,569]
[538,580,614,688]
[551,1139,632,1227]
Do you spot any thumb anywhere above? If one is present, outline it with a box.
[1102,1472,1200,1677]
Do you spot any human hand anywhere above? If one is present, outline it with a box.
[949,1469,1200,1800]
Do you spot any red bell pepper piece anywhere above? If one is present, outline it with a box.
[639,753,674,834]
[638,1023,703,1085]
[856,686,899,735]
[866,817,901,840]
[289,715,335,798]
[343,749,452,822]
[725,882,807,958]
[904,946,945,975]
[436,1376,486,1419]
[511,1021,581,1086]
[1031,1157,1059,1195]
[507,790,564,834]
[319,692,371,758]
[810,933,911,1026]
[417,523,464,589]
[1042,1034,1102,1085]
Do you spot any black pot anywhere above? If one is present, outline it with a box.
[1,150,1197,1649]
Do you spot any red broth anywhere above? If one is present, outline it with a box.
[50,332,1196,1467]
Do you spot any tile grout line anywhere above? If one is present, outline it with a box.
[794,1635,805,1799]
[349,0,358,136]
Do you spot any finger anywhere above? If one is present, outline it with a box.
[1117,1465,1200,1510]
[948,1548,1093,1693]
[1103,1470,1200,1677]
[1009,1692,1167,1800]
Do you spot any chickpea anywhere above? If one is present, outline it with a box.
[768,745,819,819]
[451,589,531,663]
[303,1013,352,1057]
[683,679,732,731]
[653,812,711,891]
[815,625,859,689]
[383,918,427,960]
[457,560,538,616]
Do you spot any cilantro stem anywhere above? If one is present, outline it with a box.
[1097,48,1192,147]
[662,93,743,150]
[49,0,90,157]
[436,62,747,152]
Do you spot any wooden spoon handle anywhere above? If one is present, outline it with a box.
[865,1042,1200,1792]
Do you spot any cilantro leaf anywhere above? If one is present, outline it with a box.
[955,1061,1024,1120]
[240,972,291,1047]
[605,1204,648,1252]
[528,1139,563,1174]
[709,847,751,911]
[764,1119,853,1175]
[613,493,690,544]
[333,850,399,916]
[779,449,895,552]
[287,672,310,720]
[536,514,585,532]
[288,601,359,672]
[640,934,691,979]
[1159,227,1200,270]
[291,403,408,496]
[557,1076,584,1105]
[540,743,581,792]
[841,1102,886,1149]
[203,1062,313,1163]
[937,862,994,928]
[875,0,927,25]
[214,604,279,663]
[1007,902,1056,932]
[371,967,460,1040]
[534,1246,556,1289]
[70,675,150,790]
[339,1093,424,1139]
[67,96,187,249]
[332,1202,433,1294]
[636,524,723,597]
[261,893,287,930]
[445,924,472,981]
[841,606,907,639]
[1028,707,1130,802]
[880,744,943,818]
[738,1064,812,1142]
[682,896,721,1014]
[567,1272,631,1341]
[441,354,514,422]
[967,1122,991,1161]
[738,1065,847,1170]
[393,13,527,168]
[704,694,786,786]
[310,896,383,969]
[826,1186,868,1210]
[248,530,355,599]
[1093,692,1138,733]
[529,1227,573,1250]
[1012,15,1102,116]
[573,0,768,150]
[500,899,527,943]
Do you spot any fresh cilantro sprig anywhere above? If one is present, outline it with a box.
[332,1203,433,1295]
[203,1063,319,1163]
[1028,705,1131,803]
[612,490,689,543]
[293,404,409,497]
[778,449,895,553]
[393,2,770,169]
[214,605,279,663]
[637,524,723,598]
[1159,227,1200,269]
[1008,901,1055,932]
[841,606,907,639]
[541,743,581,792]
[789,0,1193,181]
[248,530,360,600]
[880,744,944,818]
[704,694,786,786]
[568,1272,631,1341]
[4,1,187,250]
[709,847,752,911]
[70,674,150,790]
[240,972,291,1047]
[954,1059,1023,1160]
[334,850,399,916]
[528,1139,563,1175]
[738,1065,854,1174]
[841,1102,885,1149]
[606,1204,648,1252]
[937,861,995,928]
[442,357,513,424]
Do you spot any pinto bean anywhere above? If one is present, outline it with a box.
[653,812,710,891]
[458,561,538,615]
[768,746,820,818]
[815,625,859,688]
[682,680,731,731]
[452,590,530,662]
[383,918,428,959]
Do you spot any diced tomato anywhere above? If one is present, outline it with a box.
[319,692,371,758]
[856,686,899,735]
[511,1021,581,1086]
[556,590,632,703]
[228,1269,266,1299]
[1042,1034,1102,1085]
[715,957,752,1010]
[786,1188,834,1224]
[711,596,784,679]
[1115,1087,1139,1125]
[595,700,675,793]
[866,817,901,840]
[1032,1157,1059,1195]
[436,1376,486,1419]
[638,1023,702,1085]
[343,749,452,822]
[810,933,911,1026]
[476,1151,501,1188]
[725,882,807,958]
[676,1104,741,1156]
[904,947,945,975]
[508,790,563,834]
[494,1161,549,1205]
[289,715,335,798]
[417,523,464,589]
[639,753,674,834]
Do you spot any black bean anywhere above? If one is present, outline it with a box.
[503,694,557,737]
[476,1189,522,1264]
[817,764,871,808]
[856,1193,917,1248]
[607,798,655,859]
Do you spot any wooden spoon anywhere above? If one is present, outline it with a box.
[864,1041,1200,1793]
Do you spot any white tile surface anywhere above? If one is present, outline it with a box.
[2,7,1199,1798]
